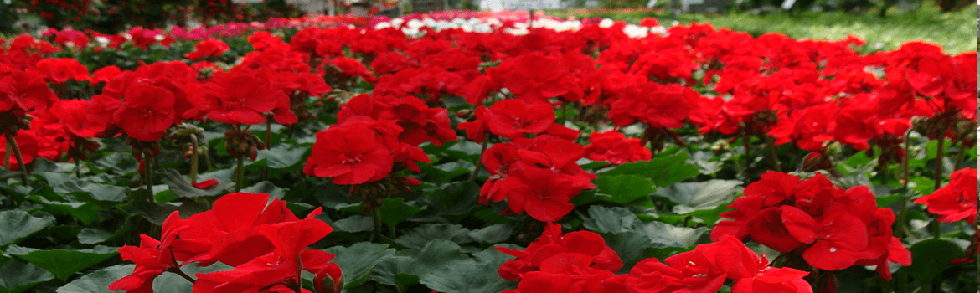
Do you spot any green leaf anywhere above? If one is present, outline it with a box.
[332,215,375,233]
[36,173,127,203]
[654,180,742,214]
[27,196,102,225]
[379,198,422,228]
[419,162,475,183]
[55,264,133,293]
[371,254,419,292]
[469,224,514,244]
[5,245,118,280]
[254,145,307,169]
[395,224,473,250]
[324,243,395,288]
[582,206,637,235]
[427,182,480,216]
[313,182,359,210]
[0,210,55,247]
[240,181,287,200]
[419,247,517,293]
[902,239,964,285]
[637,221,704,249]
[599,152,699,187]
[77,229,113,245]
[593,175,657,204]
[159,169,231,199]
[410,240,471,277]
[0,259,55,293]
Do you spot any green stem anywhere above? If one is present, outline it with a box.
[75,158,81,178]
[190,135,200,183]
[742,129,751,184]
[2,143,9,169]
[372,202,383,242]
[235,156,245,193]
[952,142,965,171]
[933,138,944,191]
[763,131,781,172]
[262,119,272,182]
[468,133,490,183]
[932,137,945,239]
[144,153,153,196]
[5,133,29,185]
[893,132,912,293]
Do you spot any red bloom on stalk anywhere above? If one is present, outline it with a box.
[109,212,187,293]
[193,219,337,293]
[113,81,175,141]
[497,223,623,285]
[495,52,570,101]
[303,123,394,185]
[195,70,284,125]
[914,168,977,223]
[584,130,652,165]
[185,39,230,61]
[35,58,91,84]
[0,70,59,115]
[50,99,106,138]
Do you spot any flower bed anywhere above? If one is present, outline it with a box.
[0,20,976,293]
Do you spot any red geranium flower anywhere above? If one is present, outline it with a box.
[194,70,284,125]
[113,81,175,141]
[35,58,91,84]
[109,212,187,293]
[302,123,394,185]
[914,168,978,223]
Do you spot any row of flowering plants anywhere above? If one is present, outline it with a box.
[0,18,976,293]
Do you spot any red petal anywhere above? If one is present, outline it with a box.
[193,179,219,189]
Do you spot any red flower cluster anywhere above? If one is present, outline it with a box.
[479,135,595,222]
[459,99,579,143]
[184,39,230,61]
[497,224,811,293]
[304,95,436,185]
[497,223,626,293]
[914,167,977,223]
[711,172,912,279]
[584,130,652,165]
[110,192,341,293]
[627,235,811,293]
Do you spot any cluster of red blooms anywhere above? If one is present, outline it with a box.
[109,193,343,293]
[583,131,652,165]
[497,223,812,293]
[711,172,912,280]
[456,98,593,222]
[914,167,977,224]
[26,0,90,21]
[303,92,458,185]
[184,39,230,61]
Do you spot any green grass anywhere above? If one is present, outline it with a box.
[550,5,976,54]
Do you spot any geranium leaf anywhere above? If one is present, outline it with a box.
[379,198,421,228]
[5,245,118,280]
[0,210,55,247]
[594,175,657,204]
[55,265,133,293]
[0,259,55,293]
[324,243,395,288]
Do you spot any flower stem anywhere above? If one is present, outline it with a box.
[190,134,200,183]
[933,138,944,191]
[893,132,911,293]
[468,133,490,183]
[742,129,751,185]
[2,144,9,169]
[5,132,29,185]
[372,203,383,242]
[931,137,945,239]
[235,156,245,193]
[762,130,781,172]
[262,119,272,182]
[75,158,81,178]
[144,153,153,196]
